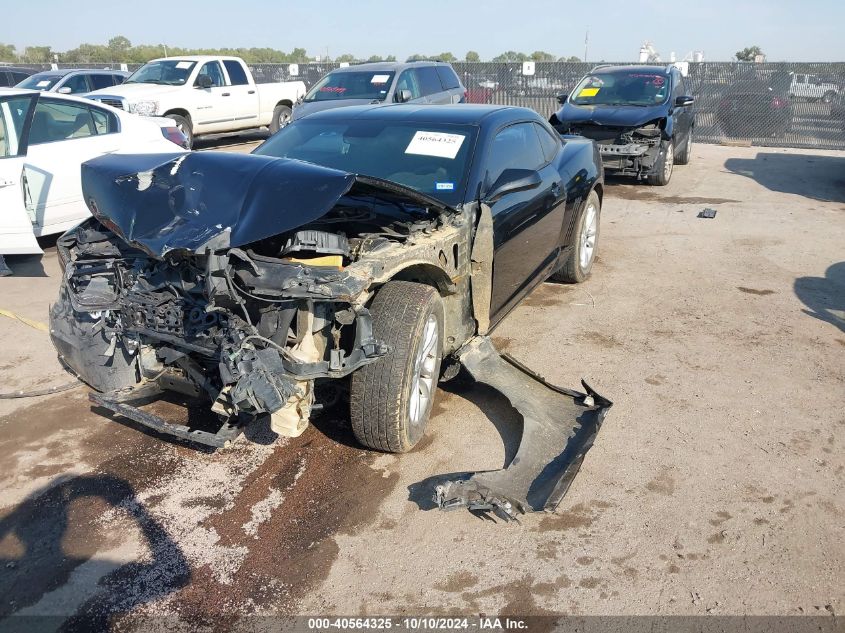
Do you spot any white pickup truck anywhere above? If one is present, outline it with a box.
[87,56,306,148]
[789,73,840,103]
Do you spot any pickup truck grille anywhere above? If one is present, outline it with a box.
[94,97,125,110]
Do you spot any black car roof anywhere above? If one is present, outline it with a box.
[296,103,541,128]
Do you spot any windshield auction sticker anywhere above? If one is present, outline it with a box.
[405,131,466,159]
[578,87,600,97]
[371,74,391,84]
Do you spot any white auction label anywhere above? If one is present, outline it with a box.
[371,74,391,84]
[405,131,465,159]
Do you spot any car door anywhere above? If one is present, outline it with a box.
[0,93,41,254]
[222,59,259,128]
[193,61,236,133]
[24,96,122,236]
[672,72,693,146]
[417,66,449,104]
[486,121,568,320]
[393,69,425,104]
[58,73,92,95]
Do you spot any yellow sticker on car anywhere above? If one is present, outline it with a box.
[579,87,600,97]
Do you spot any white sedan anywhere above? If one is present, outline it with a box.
[0,88,187,257]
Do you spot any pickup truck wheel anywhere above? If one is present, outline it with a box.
[647,139,674,186]
[269,105,292,134]
[166,114,193,149]
[549,190,600,284]
[350,281,444,453]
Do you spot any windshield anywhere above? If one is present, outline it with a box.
[126,60,197,86]
[570,71,670,106]
[304,71,396,102]
[254,119,476,205]
[16,74,62,91]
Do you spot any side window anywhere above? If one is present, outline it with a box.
[30,99,100,144]
[435,66,460,90]
[112,74,127,86]
[223,60,249,86]
[418,67,444,96]
[394,69,421,101]
[196,62,225,88]
[89,74,115,90]
[533,122,560,163]
[63,74,92,95]
[0,96,35,157]
[12,72,30,85]
[486,122,547,188]
[90,106,118,135]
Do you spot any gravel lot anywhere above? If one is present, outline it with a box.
[0,140,842,629]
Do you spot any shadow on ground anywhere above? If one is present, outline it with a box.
[724,153,845,203]
[794,261,845,333]
[0,474,189,631]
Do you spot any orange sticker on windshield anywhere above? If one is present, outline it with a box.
[578,87,600,97]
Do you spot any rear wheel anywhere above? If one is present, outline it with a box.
[549,190,600,284]
[675,130,693,165]
[647,138,674,186]
[269,104,292,134]
[350,281,444,453]
[166,114,193,149]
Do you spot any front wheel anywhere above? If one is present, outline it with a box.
[269,104,292,134]
[166,114,193,149]
[647,138,674,186]
[350,281,444,453]
[549,189,601,284]
[675,130,693,165]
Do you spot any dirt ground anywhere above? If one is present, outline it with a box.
[0,140,842,629]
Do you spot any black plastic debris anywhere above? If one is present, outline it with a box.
[698,208,718,219]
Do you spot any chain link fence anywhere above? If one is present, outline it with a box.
[13,61,845,149]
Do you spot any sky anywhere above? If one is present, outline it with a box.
[4,0,845,62]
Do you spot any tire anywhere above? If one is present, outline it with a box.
[166,114,193,149]
[647,138,674,186]
[269,104,292,134]
[350,281,444,453]
[675,129,693,165]
[549,189,601,284]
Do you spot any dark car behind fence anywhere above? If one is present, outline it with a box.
[16,60,845,149]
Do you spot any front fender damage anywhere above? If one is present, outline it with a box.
[434,336,612,520]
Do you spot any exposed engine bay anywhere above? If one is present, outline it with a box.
[50,151,611,519]
[554,120,665,178]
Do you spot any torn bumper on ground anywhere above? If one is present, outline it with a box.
[434,337,612,520]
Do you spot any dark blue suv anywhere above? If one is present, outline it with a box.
[550,65,694,185]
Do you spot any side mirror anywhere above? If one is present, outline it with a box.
[395,89,412,103]
[57,86,72,94]
[196,74,213,89]
[675,95,694,107]
[484,168,542,203]
[556,93,568,105]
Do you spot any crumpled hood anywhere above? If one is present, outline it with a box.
[292,98,383,120]
[555,101,667,128]
[80,151,447,258]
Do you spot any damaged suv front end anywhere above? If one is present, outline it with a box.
[51,151,475,445]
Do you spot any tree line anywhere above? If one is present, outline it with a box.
[0,37,582,64]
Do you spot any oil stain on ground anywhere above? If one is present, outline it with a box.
[738,287,776,296]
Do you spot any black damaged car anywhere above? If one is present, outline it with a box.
[50,104,612,518]
[550,64,695,185]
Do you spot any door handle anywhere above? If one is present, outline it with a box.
[248,90,256,94]
[222,92,231,97]
[0,179,14,188]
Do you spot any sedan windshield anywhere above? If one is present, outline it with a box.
[304,71,396,102]
[126,60,197,86]
[254,119,476,205]
[16,74,63,91]
[570,71,670,106]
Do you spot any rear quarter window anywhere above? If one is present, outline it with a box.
[90,74,115,90]
[435,66,460,90]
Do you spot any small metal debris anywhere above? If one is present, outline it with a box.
[698,208,717,219]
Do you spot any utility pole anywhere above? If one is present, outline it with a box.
[584,28,589,62]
